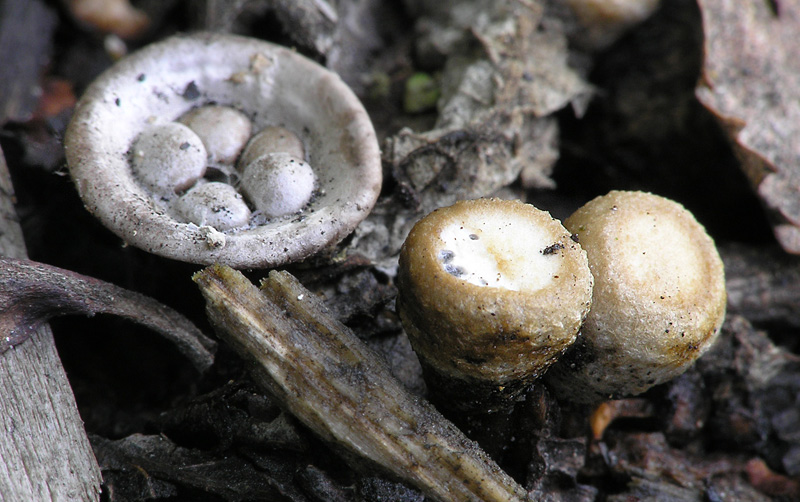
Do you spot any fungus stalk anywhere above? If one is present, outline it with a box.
[396,198,593,416]
[545,191,727,404]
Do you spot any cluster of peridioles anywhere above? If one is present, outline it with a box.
[130,104,316,232]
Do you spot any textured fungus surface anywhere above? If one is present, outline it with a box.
[396,198,593,412]
[546,191,727,403]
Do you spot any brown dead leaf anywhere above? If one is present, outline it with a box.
[696,0,800,253]
[386,0,592,211]
[32,78,76,120]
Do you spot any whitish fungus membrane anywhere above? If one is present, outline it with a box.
[130,122,207,197]
[437,215,561,292]
[396,198,593,413]
[240,153,316,218]
[172,181,252,231]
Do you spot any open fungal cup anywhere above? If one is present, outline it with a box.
[396,198,593,414]
[65,32,382,268]
[545,191,726,404]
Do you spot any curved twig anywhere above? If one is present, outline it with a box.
[0,257,215,371]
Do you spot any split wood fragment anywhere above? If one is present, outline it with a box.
[193,265,530,502]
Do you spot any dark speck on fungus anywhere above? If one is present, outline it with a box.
[182,80,200,100]
[542,242,565,255]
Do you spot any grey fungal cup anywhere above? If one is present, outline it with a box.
[65,32,382,269]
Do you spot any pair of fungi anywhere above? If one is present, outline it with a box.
[396,192,726,411]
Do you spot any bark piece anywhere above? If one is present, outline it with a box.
[157,381,307,452]
[0,256,216,371]
[721,243,800,328]
[698,315,800,477]
[194,0,387,93]
[92,434,286,500]
[0,146,102,500]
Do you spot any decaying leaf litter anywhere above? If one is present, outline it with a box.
[1,0,800,500]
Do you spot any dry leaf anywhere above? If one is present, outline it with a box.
[386,0,592,211]
[696,0,800,253]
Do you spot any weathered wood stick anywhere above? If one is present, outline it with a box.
[194,265,530,502]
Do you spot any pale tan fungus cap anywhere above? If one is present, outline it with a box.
[545,190,727,404]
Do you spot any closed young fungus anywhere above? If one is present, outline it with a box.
[545,190,726,404]
[238,125,306,168]
[178,105,252,165]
